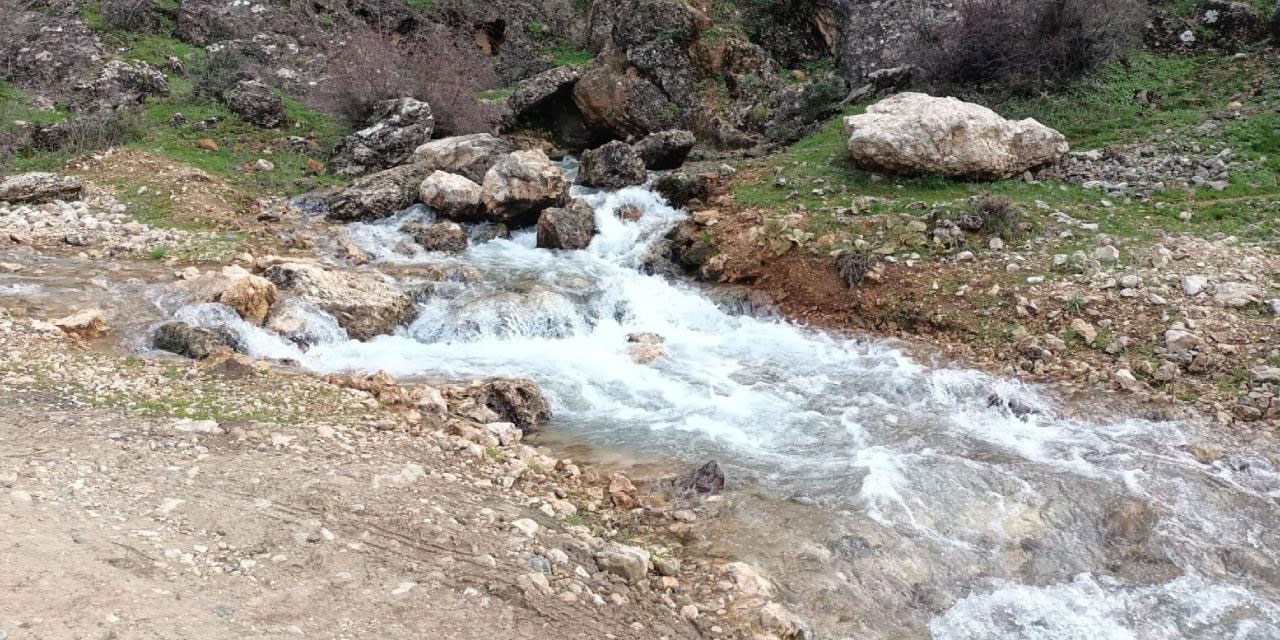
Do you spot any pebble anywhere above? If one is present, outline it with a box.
[511,518,539,537]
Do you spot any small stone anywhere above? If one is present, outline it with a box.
[680,604,699,620]
[1093,245,1120,263]
[511,518,539,537]
[1070,318,1098,346]
[1113,369,1139,391]
[1182,275,1207,297]
[255,159,275,172]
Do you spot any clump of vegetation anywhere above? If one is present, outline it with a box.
[974,194,1017,238]
[191,47,247,103]
[836,251,876,288]
[912,0,1146,96]
[311,28,503,135]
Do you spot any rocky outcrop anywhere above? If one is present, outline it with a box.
[536,199,597,250]
[594,543,652,584]
[611,0,704,49]
[843,93,1068,180]
[414,134,514,183]
[572,64,679,140]
[632,130,695,170]
[330,98,435,177]
[261,261,417,340]
[577,141,647,189]
[448,378,550,432]
[72,60,169,113]
[419,171,483,220]
[481,150,570,225]
[0,173,84,204]
[153,322,243,359]
[184,266,279,325]
[1197,0,1271,48]
[819,0,953,84]
[509,66,580,122]
[223,79,286,129]
[327,163,427,221]
[404,221,468,253]
[668,460,724,495]
[651,162,732,209]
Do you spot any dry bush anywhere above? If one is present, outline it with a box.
[836,251,877,288]
[191,47,249,102]
[975,194,1017,238]
[31,110,145,154]
[311,28,503,136]
[913,0,1144,95]
[100,0,167,31]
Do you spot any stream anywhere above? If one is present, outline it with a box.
[6,167,1280,639]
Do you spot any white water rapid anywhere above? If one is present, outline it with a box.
[153,169,1280,639]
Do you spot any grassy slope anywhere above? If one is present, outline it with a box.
[732,51,1280,252]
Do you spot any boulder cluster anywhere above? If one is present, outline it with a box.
[325,127,695,252]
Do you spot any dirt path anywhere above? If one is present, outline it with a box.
[0,385,704,639]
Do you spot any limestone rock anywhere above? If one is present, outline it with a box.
[578,141,647,189]
[330,97,435,177]
[536,198,597,250]
[419,171,483,220]
[1213,281,1263,307]
[185,265,278,325]
[481,150,570,225]
[508,66,580,122]
[448,378,550,432]
[51,309,108,338]
[261,261,416,340]
[327,163,427,222]
[843,92,1068,179]
[413,134,514,183]
[594,543,652,584]
[0,173,83,204]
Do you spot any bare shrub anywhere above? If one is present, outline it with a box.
[975,194,1017,238]
[192,47,248,102]
[836,251,877,288]
[312,28,503,136]
[912,0,1144,95]
[100,0,167,32]
[31,110,145,154]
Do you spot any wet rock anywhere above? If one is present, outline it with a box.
[450,378,550,432]
[419,171,483,220]
[261,261,417,340]
[330,98,434,177]
[51,309,108,339]
[184,266,278,325]
[578,141,648,189]
[0,173,84,204]
[223,79,285,129]
[471,223,510,244]
[651,162,731,209]
[536,199,597,250]
[668,460,724,496]
[594,543,652,584]
[844,93,1068,179]
[404,221,468,253]
[413,134,514,184]
[327,163,426,222]
[632,129,695,170]
[626,332,668,364]
[153,322,242,360]
[1102,498,1156,547]
[481,150,570,225]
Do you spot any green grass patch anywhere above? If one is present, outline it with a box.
[545,41,595,66]
[475,87,516,101]
[999,53,1259,150]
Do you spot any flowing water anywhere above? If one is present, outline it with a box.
[9,169,1280,639]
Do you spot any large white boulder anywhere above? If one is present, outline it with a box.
[843,92,1068,180]
[481,150,570,225]
[419,171,483,220]
[260,261,416,341]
